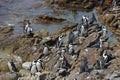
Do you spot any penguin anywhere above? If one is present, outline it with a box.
[98,56,105,69]
[80,25,85,36]
[36,59,43,72]
[102,50,113,63]
[73,78,77,80]
[102,27,107,37]
[113,0,117,7]
[79,57,88,73]
[82,15,89,27]
[30,61,38,76]
[68,44,74,55]
[56,48,62,57]
[73,30,79,39]
[103,50,108,62]
[60,55,70,69]
[99,0,105,7]
[7,59,18,72]
[99,38,103,48]
[24,21,33,37]
[77,23,81,34]
[56,35,64,48]
[68,31,75,44]
[89,13,97,25]
[43,44,49,57]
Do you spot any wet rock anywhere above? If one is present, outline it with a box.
[34,15,66,24]
[0,26,14,41]
[84,2,94,9]
[0,26,14,34]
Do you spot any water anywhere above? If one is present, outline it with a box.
[0,0,117,43]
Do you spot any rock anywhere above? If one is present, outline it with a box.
[104,71,120,80]
[19,69,30,76]
[106,14,115,24]
[46,73,56,80]
[22,62,32,70]
[103,42,109,49]
[34,30,49,38]
[0,59,9,72]
[78,37,85,44]
[0,72,21,80]
[0,26,14,34]
[34,15,66,24]
[114,49,120,58]
[82,32,101,48]
[91,70,100,75]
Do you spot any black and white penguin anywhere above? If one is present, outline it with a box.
[103,50,108,62]
[30,61,38,76]
[80,25,85,36]
[79,57,88,73]
[59,55,71,69]
[98,56,106,69]
[36,59,43,72]
[7,59,18,72]
[24,22,33,35]
[102,27,107,37]
[56,48,62,57]
[82,15,89,27]
[102,50,113,63]
[99,38,103,48]
[68,44,74,55]
[56,35,64,48]
[68,31,75,44]
[43,44,49,56]
[73,30,79,39]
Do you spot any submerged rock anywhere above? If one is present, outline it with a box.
[34,15,66,24]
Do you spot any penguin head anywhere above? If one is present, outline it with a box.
[82,16,86,19]
[37,59,42,62]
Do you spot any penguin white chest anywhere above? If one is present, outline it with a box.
[7,62,13,72]
[31,64,37,74]
[43,47,49,54]
[36,62,42,72]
